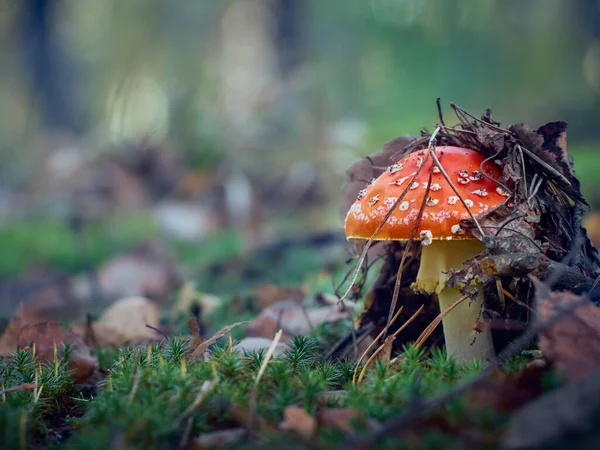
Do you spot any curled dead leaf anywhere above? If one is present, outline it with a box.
[535,285,600,381]
[85,296,162,347]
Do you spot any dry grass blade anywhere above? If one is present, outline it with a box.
[190,321,248,359]
[352,306,404,384]
[414,295,469,348]
[356,305,424,384]
[249,329,284,422]
[178,379,218,422]
[0,383,36,397]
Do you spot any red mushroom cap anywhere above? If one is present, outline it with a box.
[344,146,509,243]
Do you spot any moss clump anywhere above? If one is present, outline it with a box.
[0,334,555,449]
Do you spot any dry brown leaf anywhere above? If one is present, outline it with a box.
[185,428,246,450]
[279,406,317,439]
[467,362,549,415]
[86,296,161,347]
[254,284,306,310]
[187,317,202,351]
[16,323,97,383]
[316,407,379,434]
[0,301,60,355]
[536,286,600,381]
[190,321,248,359]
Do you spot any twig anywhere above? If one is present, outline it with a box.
[353,307,404,384]
[517,144,572,187]
[357,305,424,384]
[414,295,469,348]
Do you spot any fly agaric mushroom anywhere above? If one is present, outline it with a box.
[345,146,510,362]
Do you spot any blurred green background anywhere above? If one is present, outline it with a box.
[0,0,599,283]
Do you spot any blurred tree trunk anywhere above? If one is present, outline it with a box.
[19,0,83,134]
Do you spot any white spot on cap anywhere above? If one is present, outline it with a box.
[370,178,377,187]
[399,201,409,211]
[388,163,403,173]
[420,230,433,246]
[472,189,488,197]
[390,175,409,186]
[457,177,469,185]
[432,166,441,173]
[451,224,465,235]
[464,199,474,207]
[368,195,380,206]
[448,196,459,205]
[357,189,367,199]
[422,182,429,189]
[409,182,419,190]
[430,183,441,191]
[458,169,469,178]
[496,187,511,197]
[425,197,439,207]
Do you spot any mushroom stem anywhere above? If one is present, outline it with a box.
[437,286,494,363]
[413,239,495,363]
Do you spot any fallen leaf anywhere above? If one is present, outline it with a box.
[316,408,379,434]
[467,362,549,414]
[185,428,246,450]
[254,284,306,310]
[535,284,600,381]
[187,317,202,350]
[84,297,162,347]
[279,406,317,439]
[503,368,600,450]
[0,302,38,356]
[16,323,97,383]
[191,321,248,359]
[246,300,350,343]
